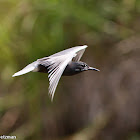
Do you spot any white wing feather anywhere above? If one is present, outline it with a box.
[39,45,88,61]
[41,54,74,101]
[38,45,88,101]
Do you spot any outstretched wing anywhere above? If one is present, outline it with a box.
[72,48,86,62]
[40,45,88,62]
[38,45,88,101]
[38,54,74,101]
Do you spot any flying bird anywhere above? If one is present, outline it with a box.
[12,45,100,101]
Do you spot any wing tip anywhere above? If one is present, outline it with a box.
[48,91,55,102]
[51,96,54,102]
[81,45,88,49]
[12,73,18,77]
[83,45,88,47]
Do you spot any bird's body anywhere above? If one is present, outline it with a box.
[63,62,83,76]
[12,45,100,100]
[37,61,88,76]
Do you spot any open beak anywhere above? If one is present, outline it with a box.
[88,67,100,71]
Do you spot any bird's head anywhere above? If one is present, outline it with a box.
[75,62,100,72]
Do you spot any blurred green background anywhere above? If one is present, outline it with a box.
[0,0,140,140]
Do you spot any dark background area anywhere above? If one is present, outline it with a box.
[0,0,140,140]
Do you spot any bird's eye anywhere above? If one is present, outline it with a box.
[82,64,86,67]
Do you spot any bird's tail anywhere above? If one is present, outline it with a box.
[12,61,38,77]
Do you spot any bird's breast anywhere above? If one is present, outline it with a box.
[37,63,81,76]
[63,63,81,76]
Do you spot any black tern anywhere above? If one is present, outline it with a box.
[12,45,100,101]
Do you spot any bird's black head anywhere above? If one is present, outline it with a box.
[74,61,100,72]
[74,62,89,72]
[63,61,100,76]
